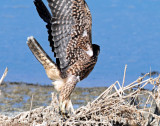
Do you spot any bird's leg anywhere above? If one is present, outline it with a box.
[67,99,75,114]
[59,99,69,118]
[59,75,78,117]
[59,98,75,119]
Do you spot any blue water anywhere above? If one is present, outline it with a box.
[0,0,160,87]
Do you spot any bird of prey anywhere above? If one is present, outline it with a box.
[27,0,100,115]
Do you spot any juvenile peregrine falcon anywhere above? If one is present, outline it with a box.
[27,0,100,114]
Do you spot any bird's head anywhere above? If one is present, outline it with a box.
[92,44,100,57]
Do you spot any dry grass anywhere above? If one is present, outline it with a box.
[0,67,160,125]
[65,72,160,126]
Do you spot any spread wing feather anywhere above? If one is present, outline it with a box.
[34,0,55,55]
[47,0,93,72]
[34,0,51,24]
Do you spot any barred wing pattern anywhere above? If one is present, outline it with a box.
[47,0,93,72]
[30,0,100,115]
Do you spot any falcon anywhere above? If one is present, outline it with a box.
[27,0,100,115]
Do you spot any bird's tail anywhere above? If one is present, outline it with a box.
[34,0,51,24]
[27,36,61,80]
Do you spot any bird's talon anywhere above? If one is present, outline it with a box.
[59,110,70,119]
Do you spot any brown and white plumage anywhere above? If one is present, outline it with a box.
[27,0,100,115]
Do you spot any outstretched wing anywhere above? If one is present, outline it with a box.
[47,0,93,72]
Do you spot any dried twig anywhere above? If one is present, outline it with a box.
[29,94,34,122]
[122,64,127,89]
[0,67,8,85]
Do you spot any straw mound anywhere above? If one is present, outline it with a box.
[0,73,160,126]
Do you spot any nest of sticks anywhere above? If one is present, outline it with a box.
[1,66,160,125]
